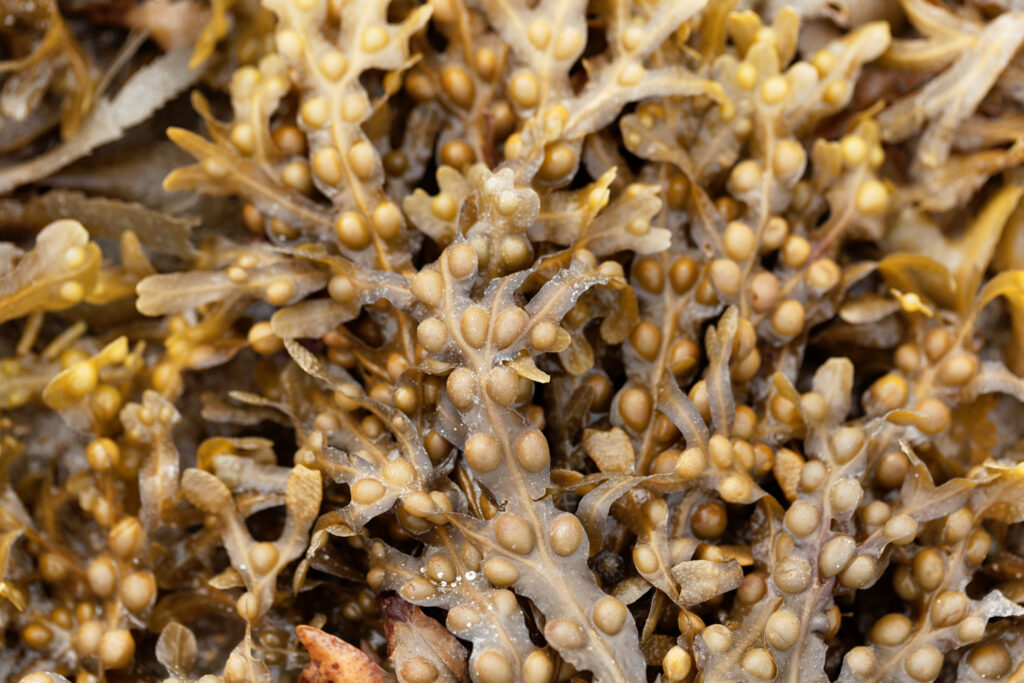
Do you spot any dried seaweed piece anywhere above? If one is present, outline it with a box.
[283,339,442,549]
[189,0,232,67]
[163,123,335,238]
[671,559,744,606]
[883,184,1024,316]
[155,622,198,678]
[877,8,1024,173]
[17,190,199,260]
[136,246,328,316]
[42,336,129,420]
[271,256,414,339]
[382,595,469,683]
[583,427,635,474]
[403,165,472,247]
[0,0,97,139]
[122,390,182,531]
[530,169,671,258]
[0,219,100,324]
[0,519,28,610]
[297,625,392,683]
[893,143,1024,213]
[0,47,200,194]
[181,463,322,621]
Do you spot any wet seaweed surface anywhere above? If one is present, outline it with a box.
[3,0,1024,681]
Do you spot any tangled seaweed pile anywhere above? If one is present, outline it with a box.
[4,0,1024,680]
